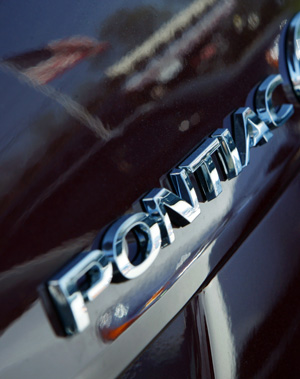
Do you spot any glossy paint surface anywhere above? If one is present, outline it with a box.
[202,172,300,378]
[122,169,300,378]
[120,297,214,379]
[1,0,300,377]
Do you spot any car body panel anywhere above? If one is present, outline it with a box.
[1,0,300,378]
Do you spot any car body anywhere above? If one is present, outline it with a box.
[1,0,300,378]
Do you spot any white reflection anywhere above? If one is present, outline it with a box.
[0,62,110,140]
[190,112,200,125]
[179,119,190,132]
[266,34,279,68]
[98,312,112,328]
[114,304,129,319]
[233,14,244,33]
[247,12,260,31]
[159,58,182,83]
[202,274,237,379]
[123,0,235,91]
[176,252,191,270]
[106,0,220,78]
[296,38,300,61]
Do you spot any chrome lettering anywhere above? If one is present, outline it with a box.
[254,74,294,127]
[143,168,200,247]
[231,107,273,168]
[101,213,161,280]
[47,68,296,335]
[48,250,113,335]
[211,128,242,179]
[179,137,222,201]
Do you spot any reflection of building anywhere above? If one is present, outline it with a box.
[4,37,109,84]
[106,0,227,78]
[106,0,235,91]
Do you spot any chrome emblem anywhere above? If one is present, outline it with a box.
[48,13,300,336]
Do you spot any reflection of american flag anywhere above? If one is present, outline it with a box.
[5,37,109,85]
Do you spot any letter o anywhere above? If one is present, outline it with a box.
[102,213,161,279]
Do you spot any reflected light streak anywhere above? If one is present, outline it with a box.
[0,36,111,139]
[266,34,280,69]
[5,36,109,85]
[106,0,220,78]
[124,0,235,91]
[202,277,237,379]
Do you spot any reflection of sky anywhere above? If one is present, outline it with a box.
[0,0,190,56]
[0,0,119,56]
